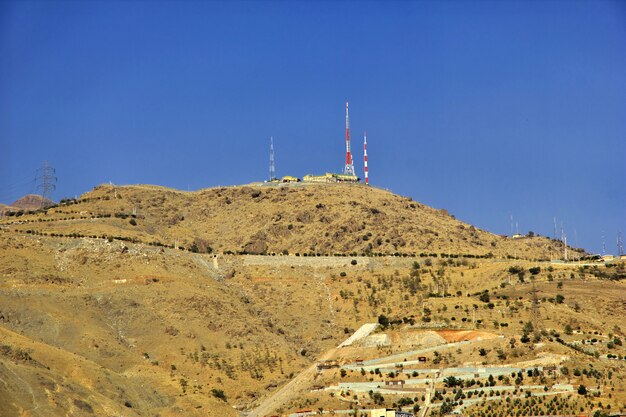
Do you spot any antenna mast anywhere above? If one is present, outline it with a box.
[618,231,623,257]
[35,161,56,207]
[343,101,355,176]
[269,136,275,181]
[363,130,369,185]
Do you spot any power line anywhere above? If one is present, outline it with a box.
[0,180,37,201]
[0,176,37,192]
[35,161,57,207]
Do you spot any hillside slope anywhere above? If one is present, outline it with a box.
[3,183,582,260]
[0,232,623,416]
[11,194,54,210]
[2,183,613,417]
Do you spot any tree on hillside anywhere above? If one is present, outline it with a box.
[444,376,463,388]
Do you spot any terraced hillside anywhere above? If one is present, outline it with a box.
[1,183,622,417]
[1,183,583,260]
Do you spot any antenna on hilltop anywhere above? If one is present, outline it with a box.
[269,136,276,181]
[553,217,557,241]
[618,231,623,257]
[343,101,355,176]
[363,130,369,185]
[560,223,568,261]
[35,161,56,207]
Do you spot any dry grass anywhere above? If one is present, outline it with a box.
[0,183,621,417]
[3,182,583,259]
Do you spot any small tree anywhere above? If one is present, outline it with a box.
[577,385,587,395]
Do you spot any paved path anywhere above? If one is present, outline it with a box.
[343,341,473,369]
[420,371,438,417]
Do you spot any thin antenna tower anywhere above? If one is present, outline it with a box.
[35,161,56,207]
[269,136,275,181]
[553,217,557,241]
[363,130,369,185]
[618,231,623,257]
[343,101,355,176]
[602,231,606,255]
[560,224,567,260]
[510,214,514,236]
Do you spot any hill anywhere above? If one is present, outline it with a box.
[1,183,622,417]
[0,203,18,215]
[10,194,54,210]
[2,183,584,260]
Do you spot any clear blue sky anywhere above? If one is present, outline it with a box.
[1,1,625,254]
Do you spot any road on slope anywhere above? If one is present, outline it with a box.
[420,371,439,417]
[247,323,378,417]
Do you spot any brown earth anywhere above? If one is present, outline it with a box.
[0,183,622,417]
[11,194,54,210]
[435,329,500,343]
[2,183,584,260]
[0,203,18,215]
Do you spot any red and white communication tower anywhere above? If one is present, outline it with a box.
[363,130,369,185]
[344,101,355,176]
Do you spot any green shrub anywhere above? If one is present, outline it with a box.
[211,388,227,401]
